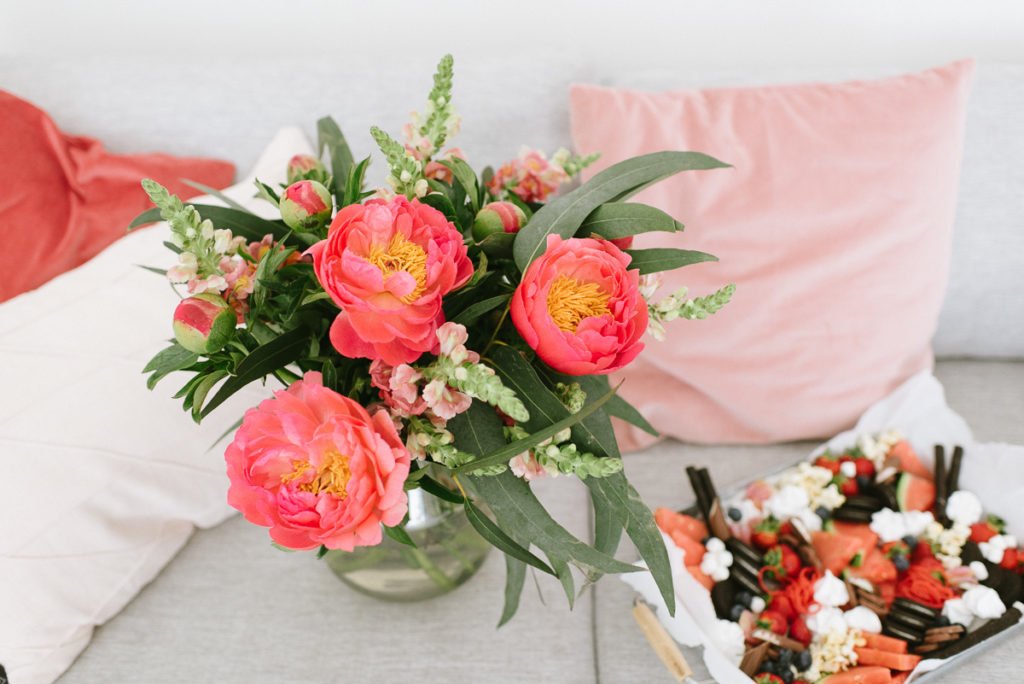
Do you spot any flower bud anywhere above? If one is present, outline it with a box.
[279,180,332,231]
[286,154,329,184]
[172,293,236,354]
[472,201,527,242]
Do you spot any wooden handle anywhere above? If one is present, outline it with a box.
[632,599,693,682]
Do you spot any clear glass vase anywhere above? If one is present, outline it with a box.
[324,487,491,601]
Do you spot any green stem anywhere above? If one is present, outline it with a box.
[481,303,511,356]
[401,546,457,591]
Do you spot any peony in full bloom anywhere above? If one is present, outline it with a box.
[225,372,411,551]
[511,235,647,375]
[309,196,473,365]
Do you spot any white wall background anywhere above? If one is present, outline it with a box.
[1,0,1023,68]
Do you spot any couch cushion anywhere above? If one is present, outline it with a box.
[594,359,1024,683]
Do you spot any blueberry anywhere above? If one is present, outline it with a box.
[760,660,777,675]
[815,506,831,520]
[796,650,812,671]
[856,475,872,490]
[728,506,743,521]
[894,555,910,571]
[780,669,794,684]
[730,603,746,621]
[902,534,919,549]
[736,590,754,608]
[778,648,793,665]
[934,614,951,627]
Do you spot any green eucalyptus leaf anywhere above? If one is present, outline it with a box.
[578,202,683,239]
[143,343,199,375]
[574,375,658,437]
[420,192,459,226]
[624,247,717,275]
[476,231,515,258]
[451,294,510,327]
[136,265,167,277]
[200,326,309,419]
[441,157,481,213]
[181,179,253,214]
[416,474,465,504]
[447,401,507,458]
[464,499,555,576]
[513,151,728,271]
[383,524,417,548]
[317,116,355,200]
[129,207,162,230]
[499,541,527,627]
[342,156,371,207]
[190,370,228,422]
[584,472,675,615]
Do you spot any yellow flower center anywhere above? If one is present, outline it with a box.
[546,275,611,333]
[366,232,428,303]
[280,449,352,499]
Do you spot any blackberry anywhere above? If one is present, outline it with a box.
[736,590,754,608]
[901,534,919,549]
[796,649,812,671]
[894,555,910,571]
[730,603,746,621]
[727,506,743,521]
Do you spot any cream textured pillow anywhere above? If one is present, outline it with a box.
[0,128,312,684]
[569,60,974,447]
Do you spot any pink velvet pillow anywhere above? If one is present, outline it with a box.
[569,60,974,447]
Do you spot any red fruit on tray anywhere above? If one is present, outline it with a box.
[756,609,789,635]
[768,591,797,620]
[888,440,932,479]
[850,547,898,584]
[969,515,1006,544]
[832,521,880,550]
[654,508,708,542]
[911,541,935,564]
[670,530,706,564]
[854,647,922,671]
[1000,547,1019,570]
[854,458,876,478]
[752,518,781,551]
[754,674,785,684]
[839,477,860,497]
[814,455,841,475]
[895,472,935,512]
[820,666,894,683]
[812,530,863,575]
[764,544,802,578]
[862,631,909,654]
[790,614,812,645]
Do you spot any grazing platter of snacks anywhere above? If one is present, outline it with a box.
[625,374,1024,683]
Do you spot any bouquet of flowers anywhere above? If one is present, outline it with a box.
[133,55,734,621]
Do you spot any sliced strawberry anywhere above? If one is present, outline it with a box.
[854,458,876,478]
[839,476,859,497]
[970,515,1005,544]
[756,609,789,635]
[752,517,781,551]
[1001,547,1019,571]
[790,614,812,645]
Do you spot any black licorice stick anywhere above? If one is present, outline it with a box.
[927,606,1023,660]
[948,445,964,493]
[698,468,718,505]
[686,466,711,520]
[934,445,947,522]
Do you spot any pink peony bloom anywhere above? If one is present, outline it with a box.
[421,379,472,420]
[488,148,569,203]
[309,197,473,365]
[511,235,647,376]
[225,372,411,551]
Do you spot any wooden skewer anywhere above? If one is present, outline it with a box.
[632,598,694,682]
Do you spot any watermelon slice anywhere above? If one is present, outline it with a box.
[833,521,880,550]
[862,631,909,654]
[820,666,893,683]
[896,473,936,512]
[686,564,714,590]
[813,530,867,575]
[849,547,898,585]
[655,508,708,542]
[855,647,922,671]
[889,440,931,479]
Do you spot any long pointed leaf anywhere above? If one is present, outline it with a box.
[181,179,253,214]
[513,151,728,271]
[579,203,683,239]
[464,500,555,576]
[585,473,675,615]
[571,374,658,437]
[625,247,718,275]
[317,116,355,200]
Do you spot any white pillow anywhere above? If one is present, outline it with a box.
[0,127,313,684]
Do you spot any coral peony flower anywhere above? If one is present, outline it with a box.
[511,235,647,375]
[309,197,473,365]
[488,148,570,203]
[225,372,411,551]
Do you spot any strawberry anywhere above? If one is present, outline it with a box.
[756,609,789,635]
[754,675,784,684]
[838,476,859,497]
[814,455,841,475]
[854,458,876,478]
[790,615,812,645]
[912,540,936,564]
[768,591,797,620]
[970,515,1005,544]
[780,520,795,537]
[752,517,781,551]
[1001,547,1019,571]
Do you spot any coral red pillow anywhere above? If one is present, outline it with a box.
[0,91,235,302]
[569,60,974,447]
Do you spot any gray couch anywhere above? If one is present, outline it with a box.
[2,56,1019,683]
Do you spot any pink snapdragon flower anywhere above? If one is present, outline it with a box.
[422,379,471,420]
[509,453,549,482]
[488,148,570,203]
